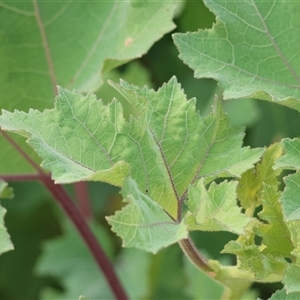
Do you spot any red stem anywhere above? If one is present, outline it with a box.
[74,181,92,220]
[0,130,128,299]
[41,175,128,299]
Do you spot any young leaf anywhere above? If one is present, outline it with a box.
[255,184,293,257]
[173,1,300,111]
[0,77,263,219]
[237,143,283,209]
[185,179,252,235]
[106,177,188,254]
[222,241,286,282]
[0,180,14,255]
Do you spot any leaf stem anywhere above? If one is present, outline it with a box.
[179,236,216,276]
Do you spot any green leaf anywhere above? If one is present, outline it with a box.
[222,241,286,282]
[237,143,283,209]
[0,180,14,255]
[272,138,300,221]
[184,255,224,300]
[106,177,188,254]
[116,248,151,299]
[0,1,179,174]
[35,220,114,299]
[275,138,300,171]
[173,0,300,111]
[0,77,263,219]
[286,221,300,260]
[266,289,300,300]
[0,180,13,200]
[185,179,252,235]
[283,264,300,294]
[280,172,300,221]
[255,184,293,257]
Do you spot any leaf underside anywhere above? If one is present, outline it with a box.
[0,77,263,251]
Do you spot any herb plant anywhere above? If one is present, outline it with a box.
[0,1,300,299]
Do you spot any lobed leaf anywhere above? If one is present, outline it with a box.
[173,0,300,111]
[0,77,263,219]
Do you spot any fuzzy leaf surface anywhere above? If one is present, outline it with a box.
[0,1,178,174]
[0,180,14,255]
[106,177,188,254]
[0,77,263,218]
[185,179,251,235]
[173,0,300,111]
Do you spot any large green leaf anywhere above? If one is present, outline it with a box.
[0,77,263,219]
[0,0,179,174]
[0,180,14,255]
[173,0,300,111]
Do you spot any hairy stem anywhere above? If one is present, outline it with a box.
[179,236,216,275]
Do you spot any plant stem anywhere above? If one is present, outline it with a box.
[0,129,128,300]
[0,173,42,182]
[74,181,92,220]
[41,176,128,300]
[179,236,216,276]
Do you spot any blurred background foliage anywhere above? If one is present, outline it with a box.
[1,1,299,299]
